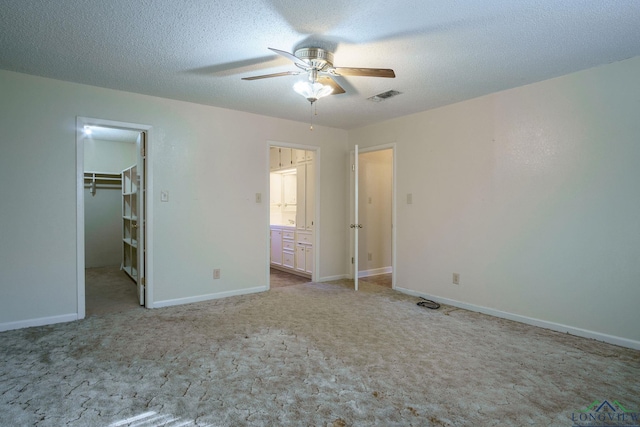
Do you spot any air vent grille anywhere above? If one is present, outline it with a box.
[367,90,402,102]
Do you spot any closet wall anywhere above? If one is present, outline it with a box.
[358,149,393,276]
[84,138,135,268]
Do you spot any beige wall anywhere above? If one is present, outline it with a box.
[348,56,640,347]
[358,149,393,274]
[0,70,348,327]
[2,54,639,348]
[84,138,136,173]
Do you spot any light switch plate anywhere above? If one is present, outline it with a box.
[161,190,169,202]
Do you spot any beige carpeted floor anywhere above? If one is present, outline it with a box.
[0,268,638,426]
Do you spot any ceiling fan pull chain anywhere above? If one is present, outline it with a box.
[309,102,314,131]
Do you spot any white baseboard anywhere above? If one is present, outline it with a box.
[153,285,268,309]
[358,266,392,278]
[396,287,640,351]
[317,274,349,282]
[0,313,78,332]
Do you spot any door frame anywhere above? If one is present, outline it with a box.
[76,117,154,318]
[350,143,397,289]
[266,141,320,287]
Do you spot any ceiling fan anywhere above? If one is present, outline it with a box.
[242,47,395,103]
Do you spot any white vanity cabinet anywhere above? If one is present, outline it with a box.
[295,150,315,232]
[296,231,313,275]
[282,228,295,269]
[270,228,282,265]
[270,225,311,278]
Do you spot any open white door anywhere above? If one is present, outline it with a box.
[136,132,146,305]
[350,145,361,290]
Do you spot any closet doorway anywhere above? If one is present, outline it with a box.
[350,145,395,290]
[76,117,152,318]
[267,142,319,289]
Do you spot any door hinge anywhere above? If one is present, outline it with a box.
[140,277,145,286]
[352,164,355,171]
[351,257,354,264]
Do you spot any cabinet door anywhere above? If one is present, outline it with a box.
[296,244,306,272]
[271,230,283,265]
[294,149,306,164]
[305,161,315,231]
[296,164,306,230]
[270,147,280,171]
[305,150,314,162]
[280,148,293,169]
[305,245,314,274]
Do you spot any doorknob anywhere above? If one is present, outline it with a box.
[349,224,363,229]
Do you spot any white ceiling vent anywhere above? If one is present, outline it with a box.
[367,90,402,102]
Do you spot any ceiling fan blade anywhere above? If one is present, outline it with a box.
[317,76,346,95]
[332,67,396,78]
[268,47,309,67]
[242,71,301,80]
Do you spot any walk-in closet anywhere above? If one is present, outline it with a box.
[83,126,141,315]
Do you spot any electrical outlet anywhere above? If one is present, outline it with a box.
[160,190,169,202]
[407,193,413,204]
[453,273,460,285]
[213,269,221,280]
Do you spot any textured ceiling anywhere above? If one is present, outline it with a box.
[1,0,640,130]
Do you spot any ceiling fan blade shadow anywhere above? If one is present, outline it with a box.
[341,13,504,45]
[266,0,358,36]
[317,76,345,95]
[188,55,287,77]
[242,71,301,80]
[333,67,395,78]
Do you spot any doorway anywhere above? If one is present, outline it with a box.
[350,144,395,290]
[267,142,319,289]
[76,117,152,318]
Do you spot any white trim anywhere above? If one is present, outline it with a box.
[154,286,267,308]
[358,266,392,278]
[0,314,78,332]
[317,274,350,282]
[76,118,86,319]
[396,287,640,351]
[76,117,154,315]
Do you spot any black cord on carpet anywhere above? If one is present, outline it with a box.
[417,297,440,309]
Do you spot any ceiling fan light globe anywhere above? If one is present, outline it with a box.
[316,84,333,98]
[293,81,333,102]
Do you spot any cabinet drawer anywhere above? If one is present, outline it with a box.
[283,230,295,240]
[297,232,312,244]
[283,240,295,251]
[283,251,295,269]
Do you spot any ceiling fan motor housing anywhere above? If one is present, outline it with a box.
[294,48,334,71]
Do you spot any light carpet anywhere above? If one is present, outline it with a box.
[1,279,638,426]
